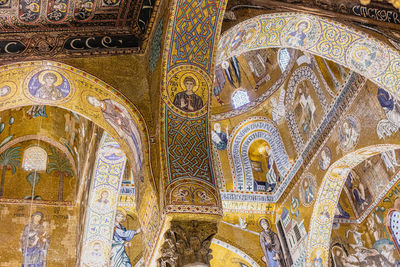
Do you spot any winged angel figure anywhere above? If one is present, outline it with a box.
[376,88,400,139]
[271,89,286,124]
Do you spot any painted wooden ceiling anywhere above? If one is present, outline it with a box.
[0,0,159,60]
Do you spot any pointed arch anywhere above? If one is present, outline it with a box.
[0,60,160,265]
[307,144,400,266]
[228,117,291,191]
[217,13,400,100]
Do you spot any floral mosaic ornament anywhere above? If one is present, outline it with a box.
[81,133,127,267]
[217,13,400,99]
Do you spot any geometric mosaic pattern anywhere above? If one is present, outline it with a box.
[166,107,214,185]
[168,0,225,73]
[161,0,227,215]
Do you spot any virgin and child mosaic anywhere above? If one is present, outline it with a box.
[21,211,50,267]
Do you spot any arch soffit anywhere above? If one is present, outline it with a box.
[307,144,400,266]
[227,116,291,193]
[0,60,150,177]
[217,12,400,99]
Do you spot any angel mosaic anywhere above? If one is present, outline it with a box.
[87,96,142,168]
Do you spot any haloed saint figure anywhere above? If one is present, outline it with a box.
[21,211,50,267]
[173,76,203,112]
[259,219,286,267]
[110,210,141,267]
[34,72,62,100]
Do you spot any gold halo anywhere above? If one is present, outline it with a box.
[116,207,127,217]
[58,3,67,12]
[28,3,40,12]
[180,73,199,93]
[38,70,63,87]
[295,19,311,33]
[98,189,109,197]
[352,46,370,63]
[258,217,272,228]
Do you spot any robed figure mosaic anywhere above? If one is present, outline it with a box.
[110,210,140,267]
[87,96,142,168]
[21,211,50,267]
[259,219,286,267]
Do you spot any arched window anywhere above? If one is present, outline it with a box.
[22,146,47,172]
[232,90,250,109]
[278,48,290,72]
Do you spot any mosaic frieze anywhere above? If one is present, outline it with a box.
[218,13,400,98]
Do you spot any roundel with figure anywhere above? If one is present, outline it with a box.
[25,68,73,103]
